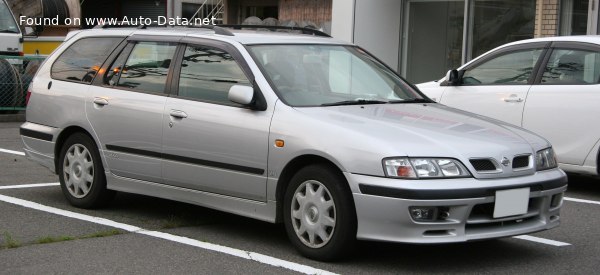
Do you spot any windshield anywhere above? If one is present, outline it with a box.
[0,1,19,33]
[248,44,427,107]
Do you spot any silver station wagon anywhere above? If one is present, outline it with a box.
[21,25,567,261]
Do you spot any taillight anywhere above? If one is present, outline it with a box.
[19,52,24,56]
[25,86,32,106]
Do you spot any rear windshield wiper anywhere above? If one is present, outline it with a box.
[321,99,388,106]
[388,98,433,104]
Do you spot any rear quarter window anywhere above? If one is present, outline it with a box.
[51,37,124,84]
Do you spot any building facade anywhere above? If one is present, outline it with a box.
[332,0,600,83]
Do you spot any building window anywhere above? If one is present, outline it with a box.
[470,0,536,59]
[560,0,590,35]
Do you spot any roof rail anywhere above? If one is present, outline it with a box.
[92,22,139,29]
[92,23,330,38]
[93,23,235,36]
[218,25,331,38]
[189,25,234,36]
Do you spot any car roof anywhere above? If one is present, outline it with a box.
[67,27,349,46]
[499,35,600,48]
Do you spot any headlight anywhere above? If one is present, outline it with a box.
[383,157,471,179]
[536,147,557,171]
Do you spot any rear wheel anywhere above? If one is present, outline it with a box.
[283,164,357,261]
[58,133,115,208]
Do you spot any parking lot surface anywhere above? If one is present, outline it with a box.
[1,122,599,274]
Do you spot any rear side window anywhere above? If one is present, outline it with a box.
[541,49,600,84]
[116,42,177,93]
[52,37,123,83]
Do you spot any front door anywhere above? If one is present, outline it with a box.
[440,46,546,126]
[161,43,272,201]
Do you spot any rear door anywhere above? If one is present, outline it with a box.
[524,42,600,166]
[439,43,549,126]
[87,38,179,183]
[161,40,272,201]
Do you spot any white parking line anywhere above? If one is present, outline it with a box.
[0,194,336,275]
[513,235,571,247]
[0,148,25,156]
[0,182,60,190]
[564,197,600,205]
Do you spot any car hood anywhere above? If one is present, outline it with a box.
[294,103,549,171]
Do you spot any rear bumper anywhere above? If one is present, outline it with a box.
[345,169,567,243]
[20,122,59,173]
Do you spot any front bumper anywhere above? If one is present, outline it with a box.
[346,169,567,243]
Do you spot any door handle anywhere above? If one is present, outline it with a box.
[503,96,523,103]
[93,97,109,106]
[169,110,188,119]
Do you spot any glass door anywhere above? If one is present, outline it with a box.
[560,0,599,35]
[402,0,465,83]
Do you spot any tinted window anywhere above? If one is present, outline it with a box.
[0,1,19,33]
[104,44,134,86]
[117,42,177,93]
[178,45,250,104]
[541,49,600,84]
[462,49,543,85]
[52,37,123,83]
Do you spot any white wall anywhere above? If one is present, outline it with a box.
[353,0,401,70]
[331,0,355,43]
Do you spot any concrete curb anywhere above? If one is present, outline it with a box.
[0,113,25,122]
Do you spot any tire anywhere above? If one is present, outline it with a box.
[58,133,115,208]
[283,164,357,261]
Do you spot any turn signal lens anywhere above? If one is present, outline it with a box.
[384,158,416,178]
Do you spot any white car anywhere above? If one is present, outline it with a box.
[417,36,600,177]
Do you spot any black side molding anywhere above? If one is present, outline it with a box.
[20,128,53,142]
[106,144,265,175]
[359,176,567,200]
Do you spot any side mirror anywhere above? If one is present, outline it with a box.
[24,27,36,36]
[228,85,254,105]
[446,69,463,86]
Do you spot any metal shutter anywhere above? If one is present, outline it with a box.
[121,0,166,22]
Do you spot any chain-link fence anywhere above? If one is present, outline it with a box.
[0,56,45,113]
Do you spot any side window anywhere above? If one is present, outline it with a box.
[116,42,177,93]
[541,49,600,84]
[178,45,250,105]
[52,37,124,83]
[104,43,134,86]
[462,48,543,85]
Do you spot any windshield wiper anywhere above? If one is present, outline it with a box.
[388,98,433,104]
[321,99,388,106]
[0,29,19,33]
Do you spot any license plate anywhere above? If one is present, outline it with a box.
[493,187,530,218]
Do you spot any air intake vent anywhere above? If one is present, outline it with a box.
[470,159,497,172]
[512,155,530,169]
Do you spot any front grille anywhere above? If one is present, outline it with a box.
[470,159,497,172]
[512,155,530,169]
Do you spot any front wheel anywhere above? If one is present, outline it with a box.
[283,164,357,261]
[58,133,115,208]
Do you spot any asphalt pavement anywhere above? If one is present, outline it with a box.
[1,122,599,274]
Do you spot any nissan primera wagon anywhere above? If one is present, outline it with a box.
[21,26,567,261]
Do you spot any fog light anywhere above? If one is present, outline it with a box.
[551,193,563,207]
[409,207,436,221]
